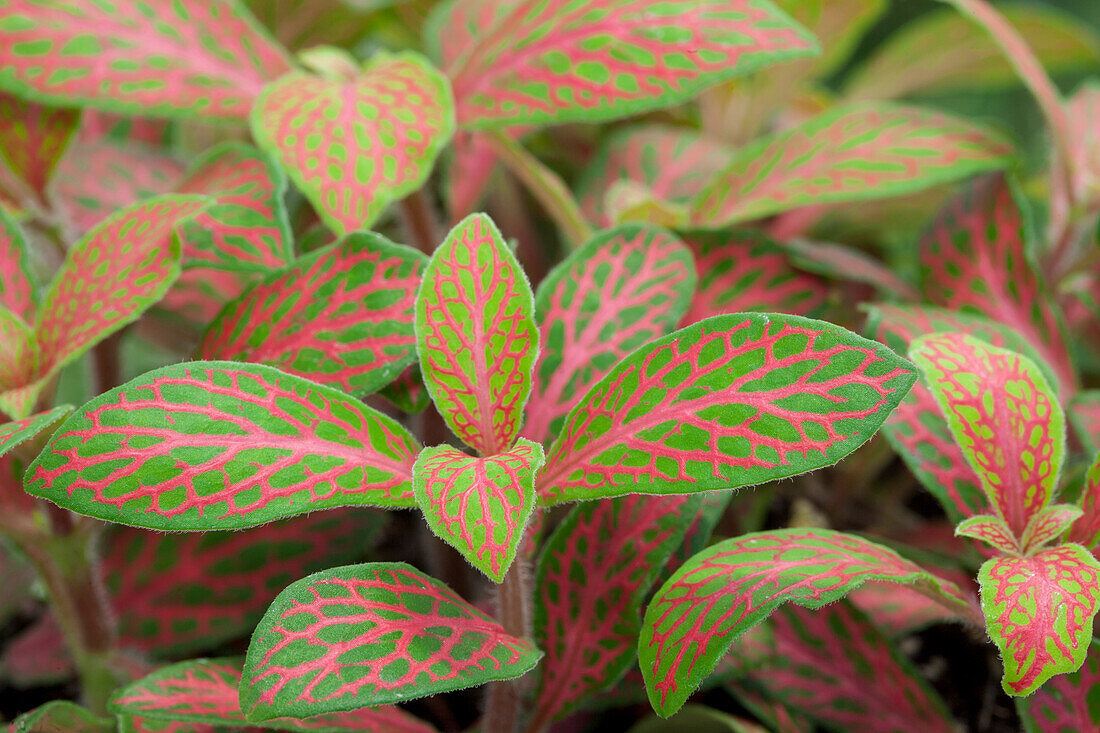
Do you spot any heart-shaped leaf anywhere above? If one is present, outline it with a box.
[531,494,701,724]
[433,0,818,128]
[416,213,537,455]
[1017,639,1100,732]
[0,208,36,320]
[640,528,973,717]
[692,104,1013,227]
[241,562,542,720]
[199,233,425,396]
[979,544,1100,695]
[910,332,1065,538]
[251,51,454,234]
[110,657,435,732]
[27,361,421,530]
[538,312,916,505]
[1068,454,1100,551]
[956,514,1020,554]
[525,224,695,444]
[413,439,544,582]
[0,0,291,120]
[0,93,80,207]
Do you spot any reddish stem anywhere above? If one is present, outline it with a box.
[484,562,531,733]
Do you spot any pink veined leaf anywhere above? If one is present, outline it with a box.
[27,361,421,531]
[79,110,173,147]
[679,231,826,327]
[524,224,696,444]
[251,51,455,235]
[241,562,543,720]
[918,173,1075,394]
[0,406,70,456]
[576,126,735,226]
[413,439,544,582]
[639,528,973,717]
[530,494,702,723]
[378,364,431,414]
[8,701,114,733]
[910,332,1065,538]
[956,514,1020,554]
[446,128,527,220]
[732,601,956,733]
[0,0,291,120]
[432,0,818,129]
[199,232,425,397]
[779,239,920,301]
[538,312,916,505]
[0,611,72,686]
[1018,639,1100,733]
[978,543,1100,695]
[160,268,261,334]
[416,213,537,455]
[1068,455,1100,551]
[0,207,37,321]
[1022,504,1085,555]
[0,308,36,400]
[848,566,976,636]
[1069,392,1100,453]
[691,103,1013,227]
[0,93,80,207]
[102,510,385,655]
[109,657,436,732]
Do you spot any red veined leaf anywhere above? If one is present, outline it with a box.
[27,361,421,531]
[0,207,37,320]
[530,494,702,724]
[732,601,956,733]
[1018,639,1100,733]
[413,439,544,582]
[199,233,425,397]
[779,239,920,300]
[639,528,973,716]
[910,332,1065,538]
[691,103,1013,227]
[109,657,436,732]
[416,213,537,455]
[538,312,916,505]
[241,562,543,720]
[0,406,69,456]
[1069,392,1100,453]
[679,231,826,327]
[433,0,818,129]
[843,4,1100,100]
[8,701,113,733]
[865,304,1060,523]
[576,126,734,226]
[956,514,1020,554]
[0,308,36,407]
[1068,455,1100,551]
[102,510,385,655]
[378,365,431,414]
[918,173,1075,394]
[0,0,291,120]
[848,567,975,636]
[0,612,71,686]
[978,543,1100,695]
[1022,504,1084,555]
[50,137,184,235]
[251,51,454,235]
[0,93,80,207]
[524,224,695,444]
[174,142,293,274]
[79,110,172,147]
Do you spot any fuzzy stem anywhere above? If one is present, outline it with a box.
[484,562,531,733]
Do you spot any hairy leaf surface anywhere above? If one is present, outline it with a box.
[956,514,1019,554]
[1018,639,1100,733]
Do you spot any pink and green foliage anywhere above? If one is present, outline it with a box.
[639,528,972,717]
[416,213,537,455]
[730,601,956,733]
[576,126,734,226]
[199,233,425,396]
[918,174,1075,393]
[531,494,702,723]
[1018,640,1100,733]
[109,657,435,732]
[8,701,113,733]
[26,362,421,530]
[679,231,826,326]
[0,0,291,120]
[909,332,1065,537]
[538,312,916,505]
[432,0,819,129]
[380,364,431,414]
[978,545,1100,695]
[1069,393,1100,453]
[691,104,1013,227]
[848,564,976,636]
[102,510,383,655]
[955,514,1020,554]
[0,406,69,455]
[241,562,542,720]
[0,93,79,207]
[251,51,455,234]
[413,439,544,582]
[1022,505,1085,555]
[1068,455,1100,550]
[524,224,695,444]
[779,239,920,300]
[0,207,37,320]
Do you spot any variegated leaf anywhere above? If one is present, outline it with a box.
[0,207,36,320]
[1018,639,1100,733]
[0,406,70,456]
[956,514,1019,554]
[8,701,113,733]
[0,93,80,206]
[538,313,916,505]
[27,362,420,530]
[1068,454,1100,551]
[1022,505,1084,555]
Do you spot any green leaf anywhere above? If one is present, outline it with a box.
[538,313,917,505]
[413,438,544,582]
[0,207,37,321]
[241,562,542,720]
[1018,639,1100,733]
[0,406,70,456]
[26,361,421,530]
[416,213,538,455]
[9,701,113,733]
